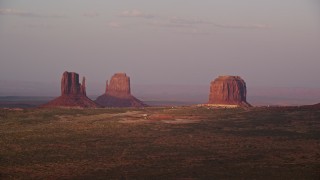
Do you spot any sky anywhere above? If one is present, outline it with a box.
[1,0,320,92]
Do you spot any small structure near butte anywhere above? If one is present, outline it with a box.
[203,75,251,107]
[95,73,148,107]
[41,71,100,108]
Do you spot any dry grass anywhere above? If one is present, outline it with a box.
[0,106,320,179]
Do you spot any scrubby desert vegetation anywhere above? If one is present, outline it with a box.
[0,106,320,179]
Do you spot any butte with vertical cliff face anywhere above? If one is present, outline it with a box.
[95,73,148,107]
[41,71,99,108]
[208,76,251,107]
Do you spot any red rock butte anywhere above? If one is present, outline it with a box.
[41,71,100,108]
[208,76,251,107]
[95,73,148,107]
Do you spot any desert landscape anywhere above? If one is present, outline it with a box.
[1,106,320,179]
[1,1,320,179]
[1,71,320,179]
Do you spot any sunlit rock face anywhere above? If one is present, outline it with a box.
[208,76,251,107]
[105,73,131,97]
[95,73,148,107]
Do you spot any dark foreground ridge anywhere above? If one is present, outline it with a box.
[301,102,320,109]
[95,73,148,107]
[41,71,100,108]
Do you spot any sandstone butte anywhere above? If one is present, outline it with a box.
[95,73,148,107]
[41,71,100,108]
[208,75,251,107]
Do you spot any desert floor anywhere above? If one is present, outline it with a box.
[1,106,320,179]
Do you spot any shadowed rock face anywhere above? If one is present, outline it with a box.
[95,73,147,107]
[61,72,86,96]
[41,71,99,108]
[208,76,251,107]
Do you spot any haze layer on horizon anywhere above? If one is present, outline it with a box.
[1,0,319,89]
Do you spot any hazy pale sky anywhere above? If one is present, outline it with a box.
[1,0,320,88]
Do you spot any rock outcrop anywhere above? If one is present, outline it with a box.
[95,73,147,107]
[208,76,251,107]
[106,73,131,97]
[41,71,99,108]
[303,103,320,109]
[60,72,86,96]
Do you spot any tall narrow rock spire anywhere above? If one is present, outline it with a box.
[81,77,86,96]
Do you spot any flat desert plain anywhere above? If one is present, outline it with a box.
[0,106,320,179]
